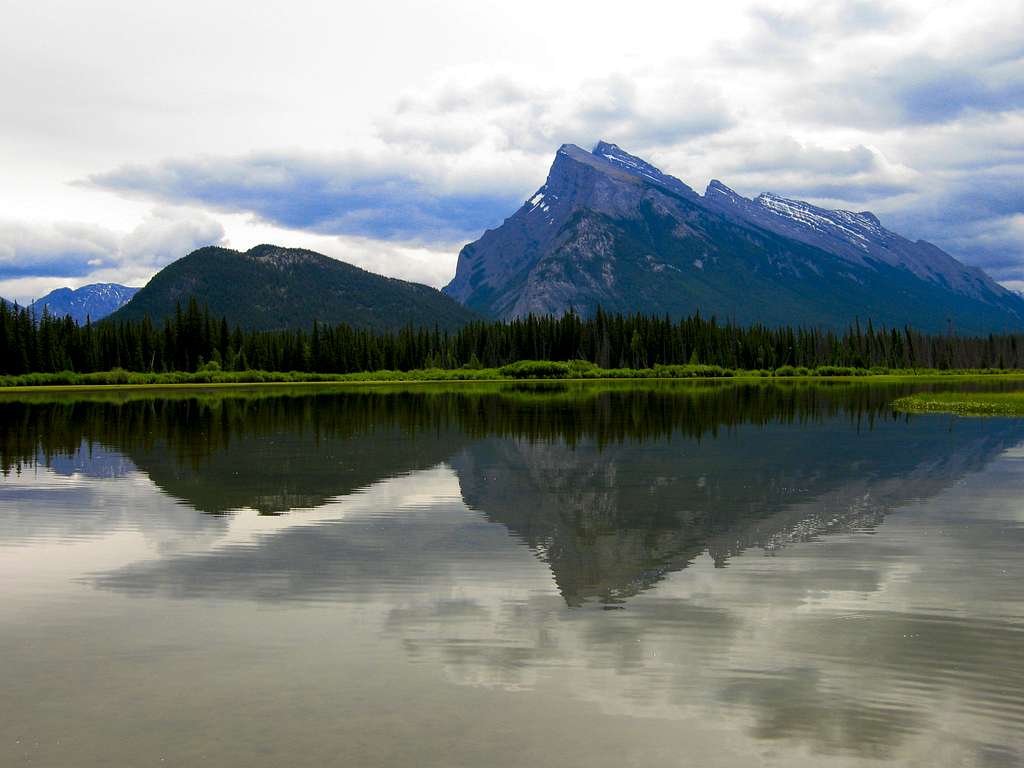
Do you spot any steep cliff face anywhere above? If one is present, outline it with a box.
[444,142,1024,333]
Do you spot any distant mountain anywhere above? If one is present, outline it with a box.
[444,141,1024,333]
[109,244,481,332]
[30,284,139,323]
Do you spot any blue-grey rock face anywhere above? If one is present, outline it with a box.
[702,181,1008,303]
[30,284,139,323]
[443,141,1024,333]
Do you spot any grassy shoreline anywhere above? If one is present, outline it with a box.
[2,362,1024,394]
[892,391,1024,416]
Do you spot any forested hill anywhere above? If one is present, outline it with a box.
[108,244,481,332]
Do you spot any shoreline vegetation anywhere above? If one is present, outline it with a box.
[3,360,1024,391]
[6,301,1024,382]
[892,391,1024,416]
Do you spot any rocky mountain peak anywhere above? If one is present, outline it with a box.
[589,141,698,200]
[705,179,747,204]
[443,141,1024,331]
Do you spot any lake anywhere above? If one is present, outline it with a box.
[2,380,1023,766]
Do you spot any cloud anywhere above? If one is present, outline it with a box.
[84,151,524,243]
[121,208,227,269]
[81,70,733,245]
[715,0,909,69]
[737,141,881,175]
[380,71,734,155]
[0,221,119,279]
[0,208,225,301]
[896,66,1019,125]
[882,168,1024,282]
[5,1,1022,291]
[672,137,918,206]
[789,46,1024,130]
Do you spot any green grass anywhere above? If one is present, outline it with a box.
[1,362,1024,392]
[892,391,1024,416]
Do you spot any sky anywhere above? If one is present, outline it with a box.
[0,0,1022,304]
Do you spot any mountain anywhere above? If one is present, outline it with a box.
[30,283,139,323]
[702,181,999,301]
[109,244,481,332]
[444,141,1024,333]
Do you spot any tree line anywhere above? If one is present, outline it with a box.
[2,297,1023,376]
[1,384,908,478]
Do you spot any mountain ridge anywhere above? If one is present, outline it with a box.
[702,179,1004,301]
[443,141,1024,333]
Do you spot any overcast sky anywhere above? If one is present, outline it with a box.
[1,0,1022,303]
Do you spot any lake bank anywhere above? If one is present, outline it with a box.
[893,391,1024,416]
[3,363,1024,393]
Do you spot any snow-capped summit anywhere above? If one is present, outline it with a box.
[705,179,747,206]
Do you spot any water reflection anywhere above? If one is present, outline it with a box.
[2,382,1024,766]
[3,383,1022,606]
[455,414,1021,605]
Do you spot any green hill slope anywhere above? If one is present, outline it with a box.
[109,244,481,332]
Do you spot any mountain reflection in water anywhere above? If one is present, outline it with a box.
[2,382,1021,606]
[2,381,1024,767]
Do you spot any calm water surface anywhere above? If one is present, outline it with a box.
[2,381,1023,766]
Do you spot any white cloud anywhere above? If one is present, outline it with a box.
[0,0,1022,289]
[379,70,734,156]
[0,209,225,303]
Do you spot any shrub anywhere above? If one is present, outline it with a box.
[814,365,856,377]
[566,359,601,377]
[774,365,811,377]
[499,360,571,379]
[650,364,733,378]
